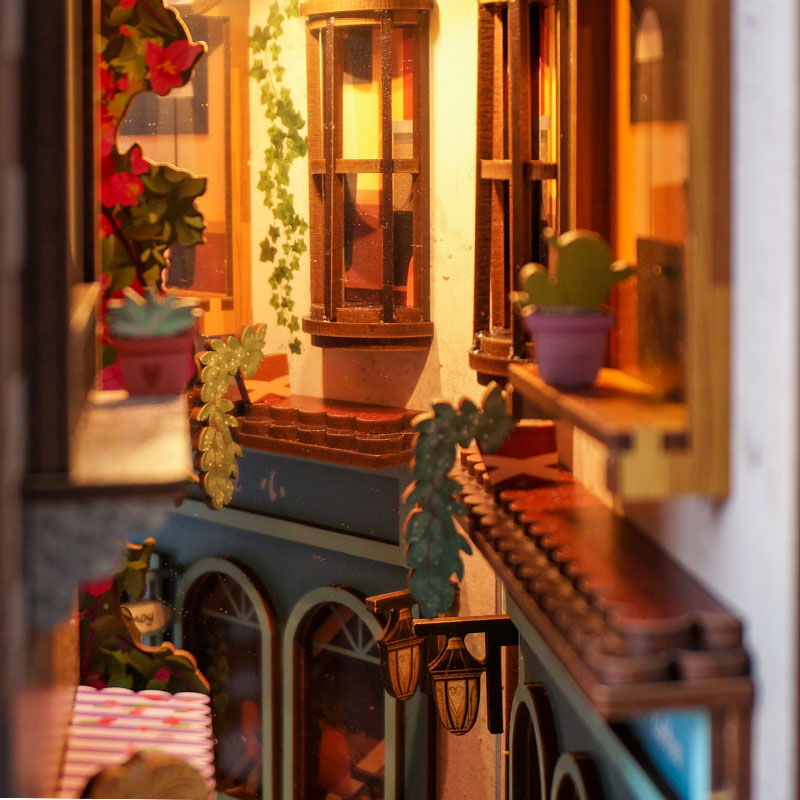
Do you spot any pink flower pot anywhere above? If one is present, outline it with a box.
[522,310,613,389]
[113,328,196,396]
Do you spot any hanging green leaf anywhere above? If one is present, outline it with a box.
[250,3,308,354]
[404,384,514,617]
[196,324,268,509]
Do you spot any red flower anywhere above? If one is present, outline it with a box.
[101,172,143,207]
[120,0,136,7]
[99,214,114,238]
[82,577,113,596]
[99,106,117,157]
[145,40,203,96]
[153,668,171,682]
[129,145,149,175]
[100,65,117,103]
[83,678,107,690]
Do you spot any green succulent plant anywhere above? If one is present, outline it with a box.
[513,228,635,312]
[108,287,199,338]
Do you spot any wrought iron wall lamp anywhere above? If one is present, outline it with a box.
[414,615,517,736]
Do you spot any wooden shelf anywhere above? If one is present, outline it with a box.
[508,364,688,450]
[27,390,193,497]
[507,364,703,499]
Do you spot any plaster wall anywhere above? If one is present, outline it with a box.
[247,1,800,798]
[249,0,483,410]
[623,3,800,798]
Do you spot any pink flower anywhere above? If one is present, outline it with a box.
[82,577,113,596]
[145,40,203,96]
[129,145,149,175]
[101,172,143,207]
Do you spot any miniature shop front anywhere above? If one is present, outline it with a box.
[18,0,756,798]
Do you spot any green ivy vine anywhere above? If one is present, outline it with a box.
[198,325,267,509]
[404,385,515,618]
[250,1,308,355]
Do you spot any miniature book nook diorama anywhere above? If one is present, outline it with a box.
[27,0,751,798]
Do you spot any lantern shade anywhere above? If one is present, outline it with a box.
[428,636,485,735]
[377,607,423,701]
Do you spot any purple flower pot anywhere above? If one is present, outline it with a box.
[522,310,614,389]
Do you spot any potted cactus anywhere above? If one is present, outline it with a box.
[512,229,635,388]
[108,287,201,396]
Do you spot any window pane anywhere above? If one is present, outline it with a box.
[341,26,381,160]
[343,172,384,304]
[614,1,688,396]
[392,172,414,305]
[538,3,558,231]
[303,603,385,800]
[392,27,414,141]
[117,12,232,296]
[183,573,264,800]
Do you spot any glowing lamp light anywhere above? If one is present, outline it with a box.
[377,607,424,701]
[427,635,485,735]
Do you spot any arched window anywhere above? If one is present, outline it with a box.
[284,587,399,800]
[508,684,558,800]
[175,558,279,800]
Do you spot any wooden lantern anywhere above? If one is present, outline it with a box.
[377,606,424,701]
[427,635,484,736]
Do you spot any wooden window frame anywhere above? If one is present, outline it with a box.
[474,0,730,499]
[283,586,403,800]
[301,0,433,349]
[471,0,571,381]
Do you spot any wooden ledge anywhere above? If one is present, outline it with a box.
[455,448,752,718]
[508,364,687,450]
[507,364,704,498]
[195,394,419,471]
[303,316,433,350]
[26,390,192,498]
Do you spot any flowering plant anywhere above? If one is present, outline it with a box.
[99,0,207,369]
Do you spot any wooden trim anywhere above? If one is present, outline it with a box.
[334,157,419,173]
[380,13,395,322]
[302,316,433,338]
[482,158,513,181]
[473,3,496,337]
[481,159,558,183]
[301,0,432,16]
[682,0,731,496]
[323,19,335,319]
[508,0,532,360]
[413,11,430,318]
[23,0,78,473]
[558,0,576,231]
[307,29,326,309]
